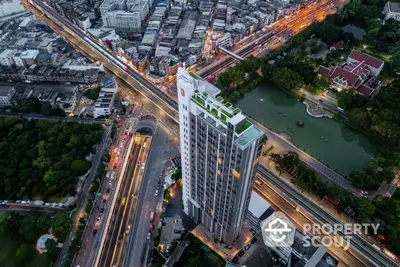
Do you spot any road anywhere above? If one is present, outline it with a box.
[124,107,180,267]
[55,122,112,267]
[73,110,134,267]
[255,165,399,267]
[23,0,179,122]
[196,0,346,78]
[0,111,106,124]
[97,134,148,267]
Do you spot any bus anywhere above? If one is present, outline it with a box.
[121,197,126,207]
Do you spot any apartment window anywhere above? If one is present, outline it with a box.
[232,169,240,179]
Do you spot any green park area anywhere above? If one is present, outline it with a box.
[0,236,48,267]
[0,118,103,201]
[0,211,72,267]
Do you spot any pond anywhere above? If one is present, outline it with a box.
[236,84,377,176]
[342,24,366,40]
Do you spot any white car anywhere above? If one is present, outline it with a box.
[147,232,151,240]
[155,190,159,196]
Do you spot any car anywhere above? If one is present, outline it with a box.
[232,257,239,263]
[155,190,159,196]
[93,229,98,235]
[106,188,110,194]
[96,216,101,223]
[103,198,107,203]
[125,225,131,234]
[147,232,151,240]
[245,244,251,251]
[100,208,104,213]
[251,238,257,244]
[238,251,245,257]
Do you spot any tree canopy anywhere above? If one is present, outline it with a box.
[52,212,72,241]
[15,245,35,264]
[0,118,102,200]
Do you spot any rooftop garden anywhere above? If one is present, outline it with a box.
[221,108,233,118]
[191,95,205,108]
[189,72,202,80]
[236,120,252,135]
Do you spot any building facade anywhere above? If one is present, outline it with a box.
[177,68,266,244]
[94,87,117,117]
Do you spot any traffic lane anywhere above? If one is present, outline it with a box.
[112,137,149,267]
[116,144,148,266]
[79,117,133,264]
[125,127,173,267]
[198,0,340,77]
[253,183,365,267]
[114,136,150,266]
[99,141,143,267]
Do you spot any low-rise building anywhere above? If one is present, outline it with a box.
[0,86,15,107]
[94,87,116,117]
[384,1,400,21]
[318,50,384,96]
[0,49,16,67]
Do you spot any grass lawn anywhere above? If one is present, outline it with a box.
[0,236,49,267]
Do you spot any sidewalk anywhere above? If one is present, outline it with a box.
[192,224,253,261]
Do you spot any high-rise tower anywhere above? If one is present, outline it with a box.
[177,68,266,244]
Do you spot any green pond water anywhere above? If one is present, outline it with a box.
[236,84,377,176]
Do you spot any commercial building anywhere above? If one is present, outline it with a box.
[94,87,117,117]
[177,68,266,244]
[99,0,150,31]
[102,10,142,30]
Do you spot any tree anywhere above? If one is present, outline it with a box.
[52,212,72,241]
[83,88,100,100]
[185,255,204,267]
[45,239,59,262]
[172,167,182,181]
[16,98,42,113]
[70,160,90,175]
[15,245,34,264]
[0,211,23,235]
[19,212,41,242]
